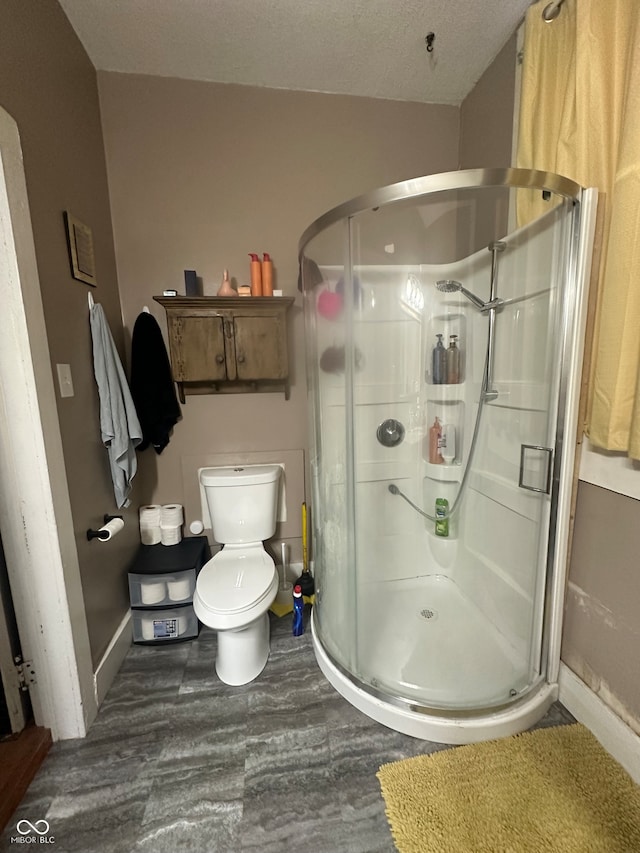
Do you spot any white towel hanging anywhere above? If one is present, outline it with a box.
[88,292,95,309]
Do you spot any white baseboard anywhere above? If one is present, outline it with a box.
[558,662,640,784]
[93,610,132,708]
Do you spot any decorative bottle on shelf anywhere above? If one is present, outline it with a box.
[447,335,461,384]
[261,253,274,296]
[248,253,262,296]
[428,416,444,464]
[292,584,304,636]
[217,268,235,296]
[431,334,447,384]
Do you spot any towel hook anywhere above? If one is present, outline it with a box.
[142,305,150,313]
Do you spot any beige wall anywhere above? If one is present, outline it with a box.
[459,35,517,169]
[98,72,460,564]
[0,1,141,665]
[563,483,640,730]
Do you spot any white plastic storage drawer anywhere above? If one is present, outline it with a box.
[129,569,196,607]
[132,605,198,644]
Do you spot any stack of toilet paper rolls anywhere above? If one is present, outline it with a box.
[160,504,184,545]
[139,505,161,545]
[139,504,184,546]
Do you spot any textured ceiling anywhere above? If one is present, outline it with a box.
[59,0,533,105]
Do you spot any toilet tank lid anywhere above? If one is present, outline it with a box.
[199,465,281,487]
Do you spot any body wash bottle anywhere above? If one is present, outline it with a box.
[435,498,449,537]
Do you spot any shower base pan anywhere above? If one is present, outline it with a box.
[311,576,557,745]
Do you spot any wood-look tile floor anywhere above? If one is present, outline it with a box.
[1,611,575,852]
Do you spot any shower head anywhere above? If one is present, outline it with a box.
[434,279,505,313]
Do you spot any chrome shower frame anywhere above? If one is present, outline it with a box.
[299,168,598,743]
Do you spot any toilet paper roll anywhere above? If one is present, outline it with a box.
[139,505,162,523]
[167,577,192,601]
[140,526,161,546]
[161,504,184,525]
[161,525,182,546]
[141,617,155,640]
[97,517,124,542]
[140,580,166,605]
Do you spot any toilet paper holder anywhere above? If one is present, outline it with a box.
[87,515,123,541]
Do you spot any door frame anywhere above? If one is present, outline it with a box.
[0,106,96,739]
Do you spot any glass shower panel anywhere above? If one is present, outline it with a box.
[334,189,574,710]
[462,200,575,694]
[301,220,354,672]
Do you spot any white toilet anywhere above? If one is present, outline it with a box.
[193,464,281,685]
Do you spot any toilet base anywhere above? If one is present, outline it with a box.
[216,612,270,685]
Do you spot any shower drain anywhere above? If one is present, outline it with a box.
[419,607,438,621]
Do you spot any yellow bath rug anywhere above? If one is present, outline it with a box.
[377,723,640,853]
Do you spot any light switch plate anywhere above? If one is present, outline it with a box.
[56,363,74,398]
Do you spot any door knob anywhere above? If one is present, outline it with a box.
[215,354,224,364]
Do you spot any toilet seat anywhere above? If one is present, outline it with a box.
[195,547,276,617]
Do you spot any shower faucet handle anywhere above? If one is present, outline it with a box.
[376,419,405,448]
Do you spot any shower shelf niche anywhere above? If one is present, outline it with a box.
[423,400,465,467]
[425,462,461,481]
[425,312,467,386]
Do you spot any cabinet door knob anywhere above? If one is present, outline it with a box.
[215,354,224,364]
[237,355,245,364]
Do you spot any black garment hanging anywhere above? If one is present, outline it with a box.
[130,311,181,454]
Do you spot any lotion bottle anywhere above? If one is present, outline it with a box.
[262,252,274,296]
[248,253,262,296]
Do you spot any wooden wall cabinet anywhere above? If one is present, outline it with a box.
[154,296,294,402]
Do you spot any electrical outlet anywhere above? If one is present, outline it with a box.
[56,363,74,398]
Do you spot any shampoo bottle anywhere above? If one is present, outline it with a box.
[431,334,447,384]
[428,416,444,464]
[248,253,262,296]
[262,252,274,296]
[447,335,461,384]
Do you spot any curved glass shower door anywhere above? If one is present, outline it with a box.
[301,170,592,723]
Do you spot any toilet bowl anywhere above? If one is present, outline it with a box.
[193,464,281,685]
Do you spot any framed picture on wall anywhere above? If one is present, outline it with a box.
[64,211,97,286]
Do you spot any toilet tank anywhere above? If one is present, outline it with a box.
[200,465,281,544]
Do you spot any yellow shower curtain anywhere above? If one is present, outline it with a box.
[516,0,640,457]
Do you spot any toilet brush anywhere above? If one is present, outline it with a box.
[295,502,315,601]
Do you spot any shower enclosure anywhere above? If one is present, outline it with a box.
[299,169,596,743]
